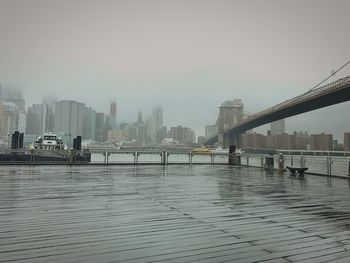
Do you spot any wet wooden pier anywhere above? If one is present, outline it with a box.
[1,165,350,262]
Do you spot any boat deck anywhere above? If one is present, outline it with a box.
[1,165,350,262]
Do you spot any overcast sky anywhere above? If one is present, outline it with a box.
[0,0,349,139]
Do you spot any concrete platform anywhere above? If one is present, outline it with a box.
[1,165,350,262]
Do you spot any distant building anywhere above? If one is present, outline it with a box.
[310,133,333,151]
[54,100,85,139]
[0,102,18,136]
[146,106,164,143]
[270,119,285,136]
[158,126,168,142]
[95,112,106,142]
[344,133,350,151]
[241,133,266,148]
[26,104,49,136]
[109,101,117,129]
[83,107,96,140]
[17,111,26,133]
[241,131,309,150]
[197,136,206,145]
[169,125,196,144]
[42,96,56,132]
[136,111,146,145]
[205,124,218,139]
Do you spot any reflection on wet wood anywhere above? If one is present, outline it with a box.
[0,165,350,262]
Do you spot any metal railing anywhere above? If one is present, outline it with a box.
[0,149,231,165]
[240,153,350,178]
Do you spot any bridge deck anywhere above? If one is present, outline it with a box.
[1,165,350,262]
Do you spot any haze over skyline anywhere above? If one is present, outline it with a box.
[1,0,350,139]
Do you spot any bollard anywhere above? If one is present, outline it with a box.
[261,154,264,168]
[246,154,249,167]
[211,153,214,164]
[348,162,350,176]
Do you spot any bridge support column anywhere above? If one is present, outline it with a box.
[219,132,239,149]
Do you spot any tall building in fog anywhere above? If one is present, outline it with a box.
[42,96,56,132]
[109,101,117,129]
[205,124,218,139]
[54,100,85,139]
[26,104,50,135]
[0,102,17,136]
[271,119,285,136]
[95,112,106,142]
[147,106,163,143]
[344,133,350,151]
[83,107,96,140]
[136,111,146,145]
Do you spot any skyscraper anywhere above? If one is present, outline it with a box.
[26,104,49,135]
[95,112,106,142]
[344,133,350,151]
[54,100,85,139]
[152,106,163,143]
[0,102,17,136]
[109,101,117,129]
[83,107,96,140]
[271,119,285,136]
[136,111,146,145]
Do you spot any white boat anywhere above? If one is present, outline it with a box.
[33,133,66,150]
[213,147,229,154]
[213,147,244,154]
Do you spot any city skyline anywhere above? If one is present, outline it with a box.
[1,83,350,143]
[0,0,350,139]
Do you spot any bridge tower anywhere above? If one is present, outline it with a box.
[217,99,244,148]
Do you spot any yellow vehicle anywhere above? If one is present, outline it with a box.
[191,148,212,155]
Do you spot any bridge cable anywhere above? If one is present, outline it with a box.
[309,60,350,91]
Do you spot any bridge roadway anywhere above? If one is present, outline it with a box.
[206,76,350,146]
[1,165,350,262]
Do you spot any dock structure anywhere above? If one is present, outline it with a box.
[1,165,350,262]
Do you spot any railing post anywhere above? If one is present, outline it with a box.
[261,154,264,168]
[133,151,139,165]
[211,153,214,164]
[291,156,294,166]
[106,150,109,165]
[326,156,332,176]
[188,153,192,165]
[300,155,305,168]
[160,151,168,165]
[246,154,249,167]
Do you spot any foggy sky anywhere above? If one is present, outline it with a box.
[0,0,350,139]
